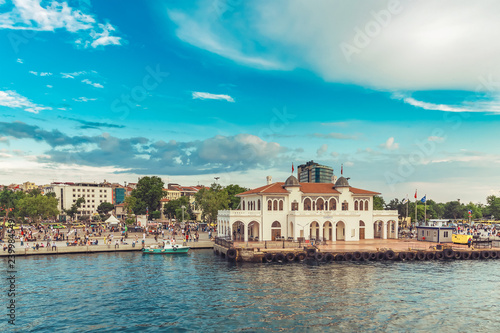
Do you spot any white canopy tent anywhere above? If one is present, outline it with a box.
[105,215,121,226]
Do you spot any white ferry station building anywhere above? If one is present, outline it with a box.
[217,175,399,242]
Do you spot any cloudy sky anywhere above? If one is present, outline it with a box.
[1,0,500,203]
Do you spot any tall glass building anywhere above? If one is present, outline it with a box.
[297,160,334,183]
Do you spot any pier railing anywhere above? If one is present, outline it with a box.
[215,236,233,248]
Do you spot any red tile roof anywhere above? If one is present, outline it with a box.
[238,182,379,196]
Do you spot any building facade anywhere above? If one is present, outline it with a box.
[297,160,334,183]
[218,175,398,242]
[46,182,113,218]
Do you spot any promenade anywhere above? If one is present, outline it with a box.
[0,229,215,257]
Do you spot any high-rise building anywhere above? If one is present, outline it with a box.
[297,160,334,183]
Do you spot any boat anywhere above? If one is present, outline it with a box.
[142,240,190,254]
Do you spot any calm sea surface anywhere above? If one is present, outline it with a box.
[1,250,499,332]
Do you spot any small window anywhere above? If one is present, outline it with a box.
[444,231,449,237]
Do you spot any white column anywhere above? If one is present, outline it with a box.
[244,222,248,242]
[382,221,388,239]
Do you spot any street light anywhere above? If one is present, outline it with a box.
[181,205,186,224]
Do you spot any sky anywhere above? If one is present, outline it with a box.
[1,0,500,204]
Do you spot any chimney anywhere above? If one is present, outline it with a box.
[266,176,272,185]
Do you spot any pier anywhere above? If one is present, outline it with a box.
[213,237,500,263]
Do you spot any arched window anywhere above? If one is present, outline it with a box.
[342,201,348,211]
[242,201,245,210]
[258,199,261,210]
[279,200,283,211]
[365,201,369,211]
[273,200,278,211]
[291,201,298,211]
[268,200,272,210]
[304,198,311,211]
[312,201,316,211]
[317,198,324,211]
[329,198,336,211]
[354,201,358,211]
[271,221,281,228]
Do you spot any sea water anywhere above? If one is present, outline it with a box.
[1,250,499,332]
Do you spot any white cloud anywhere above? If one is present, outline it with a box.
[0,90,52,113]
[30,71,52,76]
[168,1,500,92]
[192,91,235,102]
[393,93,500,113]
[82,78,103,88]
[312,132,357,140]
[380,137,399,150]
[0,0,122,48]
[316,143,328,157]
[61,71,86,79]
[73,97,97,102]
[46,85,53,88]
[16,58,23,63]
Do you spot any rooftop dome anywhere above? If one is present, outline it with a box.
[335,176,350,187]
[284,175,301,187]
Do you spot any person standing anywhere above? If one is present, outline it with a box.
[467,237,472,248]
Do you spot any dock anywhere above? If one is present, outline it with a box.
[213,237,500,263]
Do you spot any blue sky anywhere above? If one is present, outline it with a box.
[1,0,500,203]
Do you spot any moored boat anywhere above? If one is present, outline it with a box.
[142,240,190,254]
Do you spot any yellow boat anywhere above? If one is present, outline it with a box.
[452,234,472,244]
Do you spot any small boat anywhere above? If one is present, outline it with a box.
[142,240,190,254]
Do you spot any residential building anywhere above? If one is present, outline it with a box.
[22,181,37,192]
[45,182,113,219]
[218,175,398,242]
[297,160,334,183]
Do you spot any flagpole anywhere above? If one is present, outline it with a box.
[424,195,427,225]
[414,190,417,225]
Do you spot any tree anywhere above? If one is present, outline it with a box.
[225,184,248,209]
[131,176,165,215]
[97,202,115,215]
[64,197,85,221]
[17,194,59,225]
[124,196,137,215]
[194,183,229,223]
[373,196,385,210]
[485,195,500,219]
[28,188,42,197]
[163,196,193,221]
[0,189,17,239]
[443,201,466,219]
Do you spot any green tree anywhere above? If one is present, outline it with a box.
[225,184,248,209]
[0,189,17,238]
[373,195,385,210]
[28,188,42,197]
[97,202,115,215]
[131,176,165,215]
[464,202,483,219]
[163,196,193,221]
[485,195,500,219]
[64,197,85,221]
[194,183,229,223]
[124,196,137,215]
[443,201,466,219]
[17,194,59,225]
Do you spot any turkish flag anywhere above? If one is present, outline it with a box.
[292,163,294,173]
[414,190,417,199]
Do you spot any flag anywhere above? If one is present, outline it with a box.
[468,209,472,216]
[292,163,294,173]
[414,190,417,199]
[146,206,149,215]
[402,197,408,204]
[421,195,426,203]
[341,164,343,175]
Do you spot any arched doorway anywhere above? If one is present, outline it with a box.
[271,221,281,241]
[374,221,383,238]
[289,221,294,239]
[248,221,260,241]
[336,221,345,241]
[232,221,244,241]
[323,221,332,241]
[388,220,396,238]
[359,221,365,240]
[310,221,319,240]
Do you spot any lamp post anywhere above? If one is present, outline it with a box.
[181,205,186,224]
